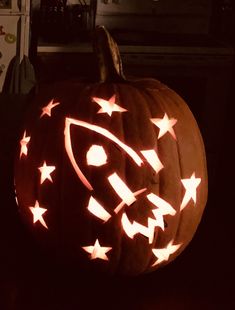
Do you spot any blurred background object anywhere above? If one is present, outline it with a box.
[0,0,32,92]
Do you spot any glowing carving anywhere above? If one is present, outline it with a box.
[151,210,165,231]
[120,193,178,242]
[38,161,56,184]
[140,150,163,173]
[180,172,201,210]
[29,200,48,229]
[20,131,31,158]
[65,118,143,166]
[64,119,93,191]
[152,240,182,266]
[114,188,146,214]
[147,193,176,216]
[41,99,60,118]
[132,218,161,244]
[121,212,164,243]
[86,145,107,166]
[87,196,111,222]
[64,118,143,190]
[92,94,127,116]
[82,239,112,261]
[121,213,136,239]
[108,173,136,206]
[151,113,177,139]
[15,191,19,206]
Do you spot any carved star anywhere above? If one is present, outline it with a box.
[38,161,56,184]
[92,95,127,116]
[82,239,112,261]
[20,131,31,158]
[180,172,201,211]
[29,200,48,229]
[151,113,177,139]
[41,99,60,117]
[152,240,182,266]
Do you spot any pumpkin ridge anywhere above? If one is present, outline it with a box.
[115,83,136,274]
[117,84,158,273]
[160,87,207,248]
[158,89,184,245]
[139,85,170,270]
[111,83,127,273]
[143,85,184,263]
[136,85,165,270]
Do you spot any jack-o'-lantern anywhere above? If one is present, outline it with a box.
[14,26,207,275]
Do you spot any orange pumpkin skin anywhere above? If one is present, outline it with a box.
[14,28,207,276]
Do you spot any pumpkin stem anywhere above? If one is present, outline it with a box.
[93,25,126,83]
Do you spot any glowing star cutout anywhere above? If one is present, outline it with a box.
[40,99,60,118]
[141,150,164,173]
[38,161,56,184]
[151,113,177,139]
[87,196,111,222]
[152,240,182,266]
[86,145,107,166]
[29,200,48,229]
[20,131,31,158]
[92,95,127,116]
[64,118,143,191]
[82,239,112,261]
[180,172,201,211]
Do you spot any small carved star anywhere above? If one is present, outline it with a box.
[151,113,177,139]
[82,239,112,261]
[92,95,127,116]
[29,200,48,229]
[180,172,201,210]
[40,99,60,117]
[20,131,31,158]
[152,240,182,266]
[38,161,56,184]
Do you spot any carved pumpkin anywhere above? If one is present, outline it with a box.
[14,26,207,275]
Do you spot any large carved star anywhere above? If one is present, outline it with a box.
[29,200,48,229]
[82,239,112,261]
[38,161,56,184]
[41,99,60,118]
[151,113,177,139]
[152,240,182,266]
[180,172,201,210]
[92,95,127,116]
[20,131,31,158]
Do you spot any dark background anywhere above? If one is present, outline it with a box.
[1,0,235,309]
